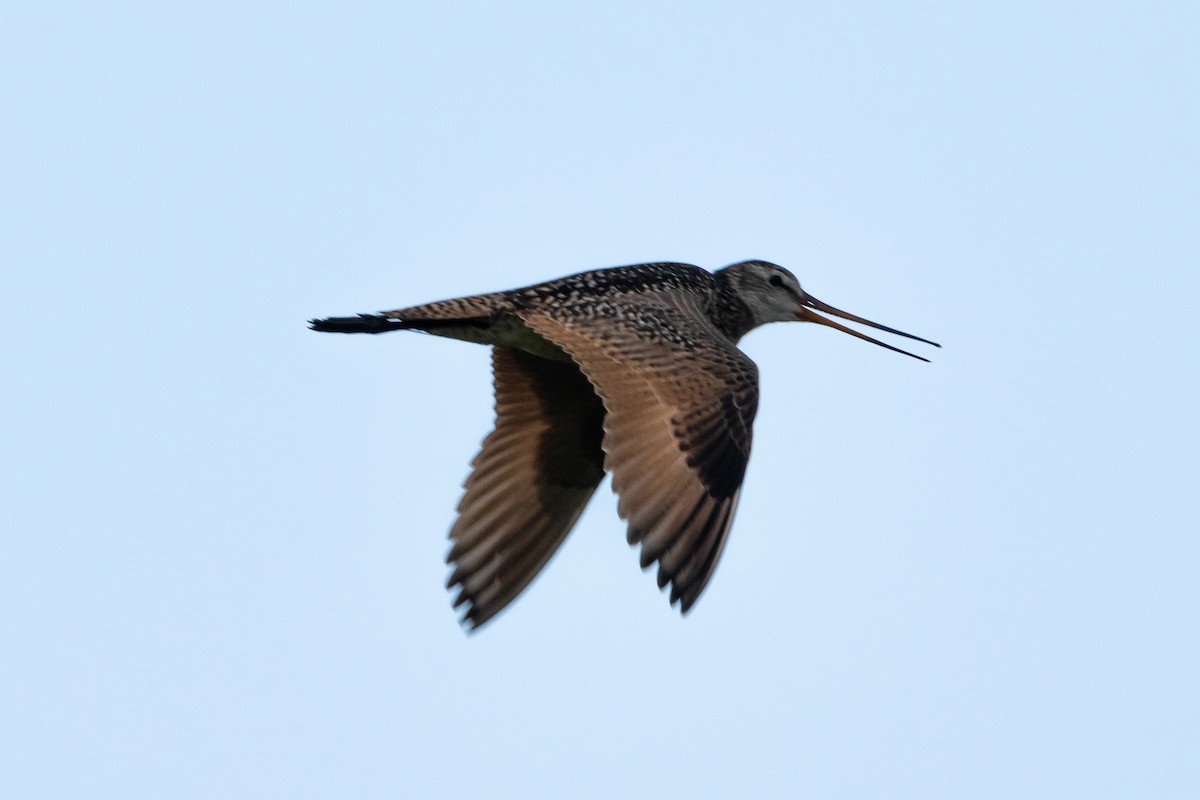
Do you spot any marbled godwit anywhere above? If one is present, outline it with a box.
[311,260,939,628]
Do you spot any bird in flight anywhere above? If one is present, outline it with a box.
[311,260,939,629]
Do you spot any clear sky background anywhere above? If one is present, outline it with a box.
[3,2,1198,798]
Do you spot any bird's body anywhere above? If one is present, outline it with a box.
[311,260,938,628]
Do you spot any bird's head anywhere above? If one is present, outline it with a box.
[716,260,941,361]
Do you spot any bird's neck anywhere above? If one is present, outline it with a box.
[710,272,758,343]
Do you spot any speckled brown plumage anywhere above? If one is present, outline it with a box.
[311,259,939,629]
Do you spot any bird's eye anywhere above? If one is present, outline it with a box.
[768,274,784,287]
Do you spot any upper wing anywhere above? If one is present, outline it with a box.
[446,346,606,629]
[519,292,759,612]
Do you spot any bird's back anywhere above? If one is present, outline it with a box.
[362,262,718,359]
[383,262,714,320]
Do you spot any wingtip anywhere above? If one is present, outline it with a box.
[458,606,498,634]
[677,587,703,615]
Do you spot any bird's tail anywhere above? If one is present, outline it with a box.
[309,314,416,334]
[309,314,493,334]
[311,291,511,335]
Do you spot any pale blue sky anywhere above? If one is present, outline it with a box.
[3,1,1198,797]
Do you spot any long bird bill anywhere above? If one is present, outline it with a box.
[796,294,941,362]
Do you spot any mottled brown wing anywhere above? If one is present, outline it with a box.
[446,346,606,629]
[519,293,759,612]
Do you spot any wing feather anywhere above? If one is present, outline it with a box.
[519,291,758,612]
[445,347,605,629]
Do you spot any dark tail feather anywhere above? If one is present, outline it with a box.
[309,314,413,334]
[309,314,491,334]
